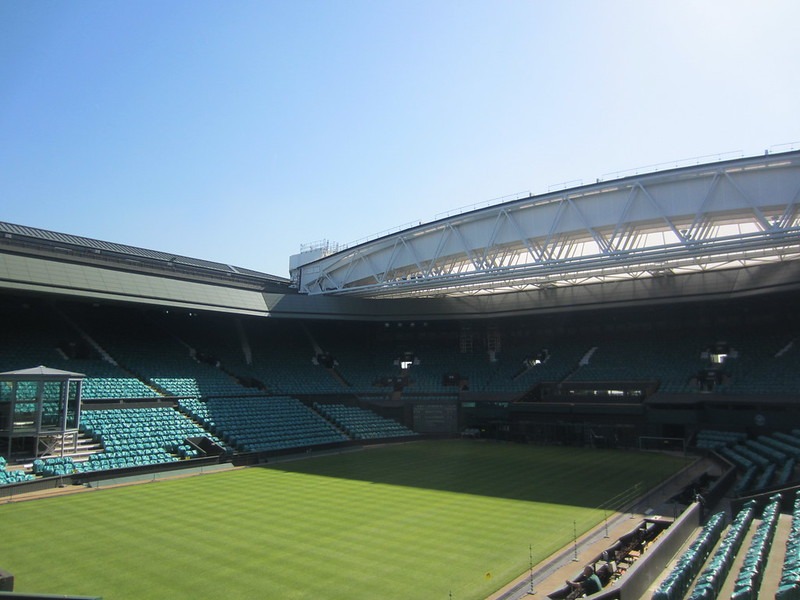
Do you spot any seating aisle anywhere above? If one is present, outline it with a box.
[756,511,792,599]
[648,502,794,600]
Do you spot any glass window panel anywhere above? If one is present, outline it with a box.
[67,380,80,429]
[41,381,63,429]
[0,381,11,431]
[0,381,12,403]
[13,381,39,432]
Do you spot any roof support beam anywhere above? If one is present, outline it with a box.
[296,151,800,298]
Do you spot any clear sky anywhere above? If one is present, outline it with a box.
[2,1,798,278]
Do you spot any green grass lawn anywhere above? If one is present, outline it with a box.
[0,440,690,600]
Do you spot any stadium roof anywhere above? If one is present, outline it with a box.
[292,150,800,299]
[0,221,289,289]
[0,365,86,379]
[2,151,800,321]
[0,221,292,316]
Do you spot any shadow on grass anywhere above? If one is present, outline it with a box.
[258,439,692,509]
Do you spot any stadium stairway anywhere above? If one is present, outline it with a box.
[53,305,118,366]
[645,499,792,600]
[34,430,103,463]
[726,511,789,599]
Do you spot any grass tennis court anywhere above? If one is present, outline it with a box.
[0,440,690,599]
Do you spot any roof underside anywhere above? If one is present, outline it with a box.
[295,151,800,299]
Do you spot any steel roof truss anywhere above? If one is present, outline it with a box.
[635,182,687,244]
[566,197,611,254]
[776,184,800,230]
[505,209,540,263]
[622,223,641,252]
[297,151,800,298]
[608,186,641,253]
[722,171,771,231]
[338,252,370,287]
[685,172,721,241]
[424,225,455,278]
[321,270,341,293]
[390,237,413,282]
[450,223,482,272]
[475,211,506,270]
[364,250,390,285]
[538,198,570,262]
[395,236,427,282]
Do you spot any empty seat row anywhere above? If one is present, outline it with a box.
[774,431,800,450]
[0,455,36,484]
[779,459,797,487]
[653,511,726,600]
[314,403,417,440]
[731,494,781,600]
[0,468,36,484]
[758,435,800,460]
[687,500,756,600]
[731,465,759,497]
[77,406,225,471]
[178,396,349,453]
[719,446,756,471]
[696,429,746,450]
[81,377,160,400]
[32,456,77,477]
[733,444,772,469]
[755,463,777,491]
[74,448,179,472]
[745,439,788,464]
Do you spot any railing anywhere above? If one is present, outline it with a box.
[600,150,744,181]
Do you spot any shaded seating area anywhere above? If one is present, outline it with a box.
[730,465,759,497]
[81,375,160,400]
[178,396,348,453]
[774,431,800,451]
[67,304,252,399]
[761,434,800,458]
[564,332,709,394]
[695,429,746,450]
[719,333,800,395]
[730,444,771,469]
[163,316,347,396]
[779,459,798,487]
[152,377,202,398]
[313,403,417,440]
[715,430,800,496]
[152,371,252,399]
[745,438,788,464]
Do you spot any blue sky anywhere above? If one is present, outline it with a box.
[2,1,798,278]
